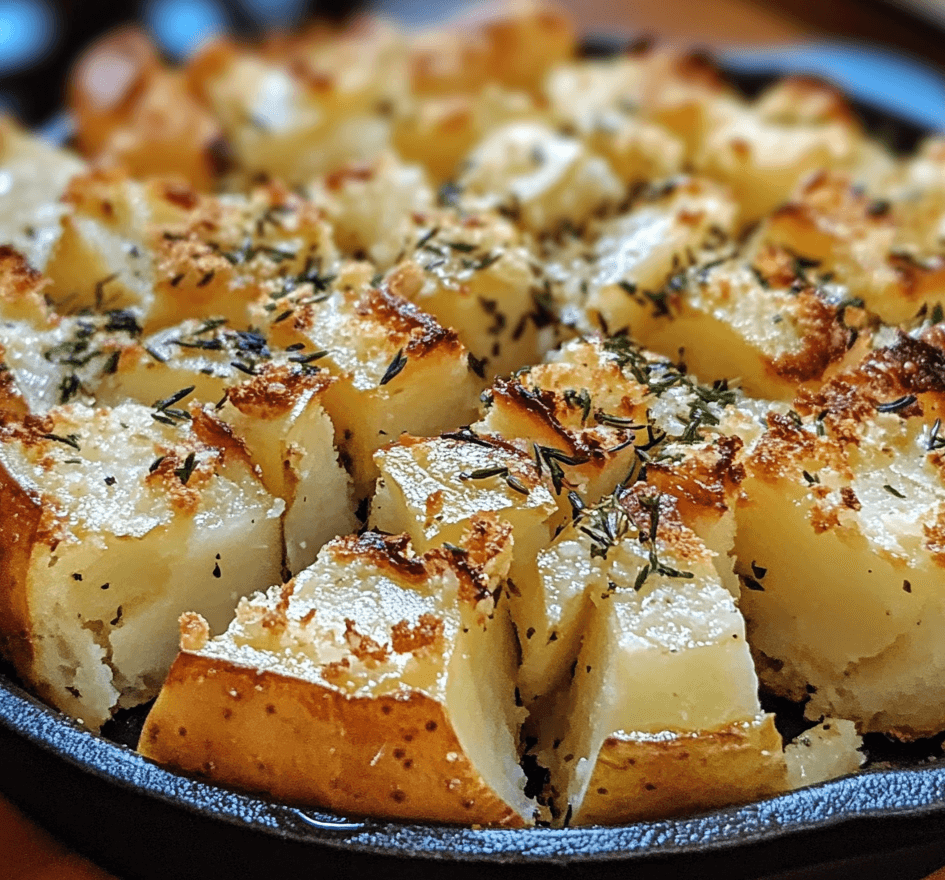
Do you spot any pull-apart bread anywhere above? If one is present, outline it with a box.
[6,0,945,828]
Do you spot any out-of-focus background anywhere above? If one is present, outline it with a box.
[0,0,944,124]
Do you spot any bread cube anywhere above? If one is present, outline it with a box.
[554,177,738,338]
[186,22,407,184]
[0,308,142,414]
[46,172,339,332]
[783,719,864,790]
[371,431,560,550]
[308,152,434,269]
[371,432,561,697]
[735,330,945,736]
[0,118,85,271]
[90,321,355,575]
[753,172,945,325]
[261,280,483,497]
[0,402,283,730]
[393,86,539,184]
[214,366,357,574]
[477,336,648,505]
[546,49,743,161]
[545,64,686,186]
[384,208,548,378]
[140,520,535,825]
[536,487,787,825]
[624,243,860,400]
[695,86,890,223]
[408,0,575,97]
[456,121,623,235]
[69,27,227,190]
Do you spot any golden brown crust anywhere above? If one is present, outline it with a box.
[571,715,787,825]
[617,484,714,566]
[0,246,52,324]
[409,0,574,96]
[361,286,465,359]
[224,363,333,420]
[139,651,524,826]
[796,331,945,443]
[648,435,744,517]
[144,444,225,515]
[756,75,859,128]
[0,460,40,674]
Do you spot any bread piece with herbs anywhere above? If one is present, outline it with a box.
[537,486,788,826]
[735,328,945,737]
[258,275,484,497]
[140,518,534,825]
[616,241,863,401]
[547,176,738,339]
[45,170,341,332]
[456,121,623,235]
[0,118,85,272]
[0,402,283,730]
[384,207,552,379]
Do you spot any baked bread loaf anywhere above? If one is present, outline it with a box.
[19,0,945,827]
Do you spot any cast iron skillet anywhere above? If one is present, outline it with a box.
[2,38,945,880]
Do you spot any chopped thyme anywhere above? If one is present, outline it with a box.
[194,318,228,335]
[144,345,167,363]
[230,360,256,376]
[93,273,119,310]
[104,310,143,336]
[563,388,592,423]
[379,349,408,386]
[43,432,81,450]
[444,240,477,253]
[289,350,328,364]
[175,452,197,485]
[459,466,509,481]
[593,410,642,429]
[505,474,530,495]
[883,484,906,498]
[467,352,486,378]
[802,470,820,485]
[415,227,439,250]
[58,373,82,404]
[149,456,165,473]
[102,350,121,375]
[441,426,493,448]
[567,491,585,518]
[929,418,945,452]
[876,395,917,413]
[749,265,770,290]
[466,251,502,271]
[154,386,196,412]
